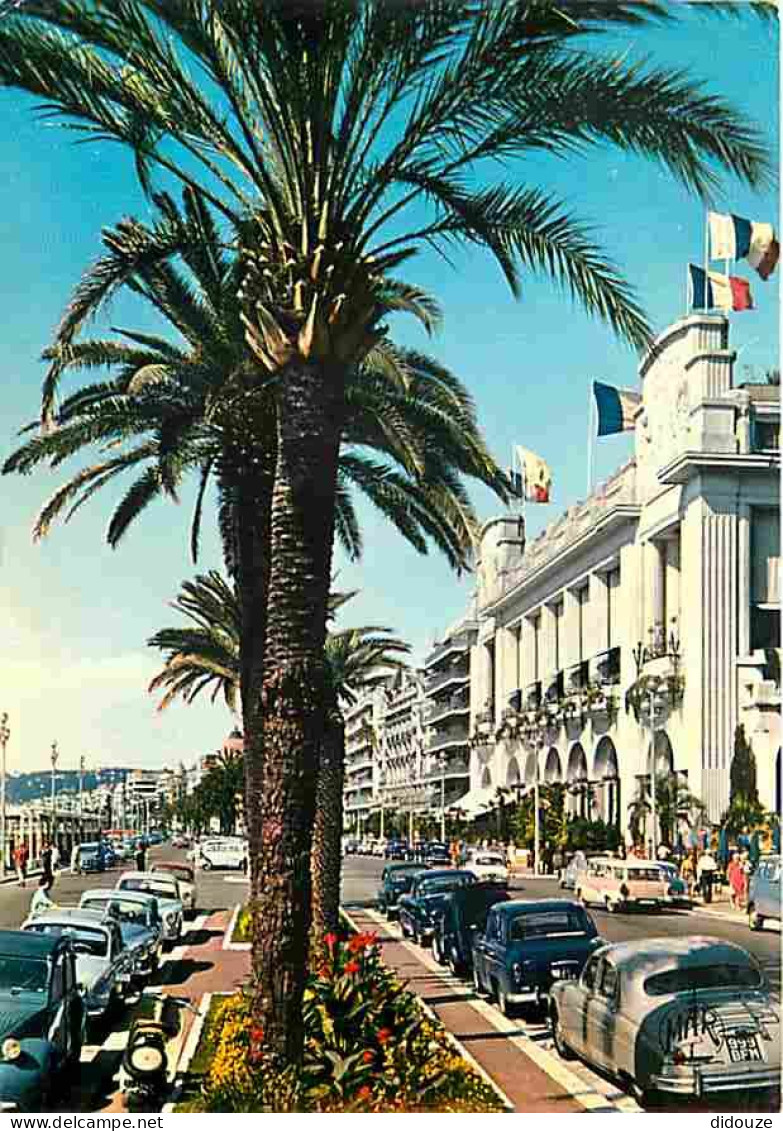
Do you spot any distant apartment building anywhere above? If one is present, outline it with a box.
[377,669,427,830]
[421,611,478,814]
[466,314,779,841]
[343,687,383,830]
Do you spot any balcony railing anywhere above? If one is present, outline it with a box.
[424,630,475,669]
[425,692,470,723]
[425,664,470,694]
[422,761,470,782]
[544,670,565,704]
[426,727,470,752]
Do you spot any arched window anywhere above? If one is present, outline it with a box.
[566,743,588,818]
[544,747,562,784]
[593,737,620,828]
[506,757,521,788]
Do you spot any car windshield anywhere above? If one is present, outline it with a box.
[644,964,763,996]
[0,955,49,993]
[83,898,149,925]
[419,877,468,896]
[27,924,108,958]
[427,845,448,854]
[509,908,590,941]
[120,878,176,899]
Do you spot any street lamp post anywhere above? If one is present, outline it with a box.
[534,744,541,875]
[440,753,446,843]
[50,741,59,857]
[79,755,86,821]
[0,714,10,878]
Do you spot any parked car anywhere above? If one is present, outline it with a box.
[79,890,163,983]
[472,899,602,1016]
[377,863,427,919]
[423,842,451,867]
[385,840,412,861]
[115,872,184,946]
[197,838,248,872]
[22,909,132,1026]
[550,936,781,1103]
[151,861,197,915]
[0,929,84,1112]
[398,869,475,944]
[431,882,510,975]
[748,854,781,932]
[463,848,509,885]
[658,861,690,908]
[73,842,105,874]
[576,857,669,912]
[559,851,588,891]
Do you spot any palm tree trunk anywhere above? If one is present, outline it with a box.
[254,360,343,1063]
[310,715,345,938]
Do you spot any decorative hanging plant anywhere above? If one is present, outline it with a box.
[625,672,685,721]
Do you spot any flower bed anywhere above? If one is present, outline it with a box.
[231,905,252,944]
[182,930,504,1112]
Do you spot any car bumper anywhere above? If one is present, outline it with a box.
[651,1066,781,1096]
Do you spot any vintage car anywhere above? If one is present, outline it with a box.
[73,842,105,874]
[462,848,509,885]
[398,869,475,944]
[431,881,510,975]
[79,889,163,982]
[0,929,84,1112]
[115,872,184,945]
[151,861,197,914]
[658,861,690,908]
[549,936,781,1102]
[748,855,781,932]
[376,863,427,919]
[197,838,248,872]
[384,840,412,861]
[21,909,132,1025]
[560,851,588,891]
[472,899,603,1015]
[423,842,451,867]
[576,857,669,912]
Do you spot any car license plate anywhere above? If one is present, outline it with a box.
[726,1034,762,1063]
[551,964,578,981]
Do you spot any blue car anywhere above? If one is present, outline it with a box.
[471,898,603,1016]
[398,869,475,944]
[0,930,84,1112]
[748,854,781,931]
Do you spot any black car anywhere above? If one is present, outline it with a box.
[424,842,451,866]
[384,840,412,861]
[431,882,511,975]
[376,862,427,918]
[398,869,476,944]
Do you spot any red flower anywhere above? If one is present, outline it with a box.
[357,1086,373,1102]
[250,1026,264,1043]
[324,932,338,948]
[377,1027,393,1045]
[347,931,378,954]
[362,1050,374,1063]
[344,959,360,975]
[318,965,330,978]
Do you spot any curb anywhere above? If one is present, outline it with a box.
[341,906,516,1114]
[223,903,251,951]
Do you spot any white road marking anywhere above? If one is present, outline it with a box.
[361,906,641,1113]
[80,1045,101,1063]
[103,1029,130,1052]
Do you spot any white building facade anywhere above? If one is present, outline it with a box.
[468,315,779,845]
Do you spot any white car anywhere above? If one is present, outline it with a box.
[198,838,248,871]
[115,872,184,945]
[151,861,198,914]
[463,850,509,884]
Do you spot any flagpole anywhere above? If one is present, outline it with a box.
[587,381,595,496]
[703,211,710,313]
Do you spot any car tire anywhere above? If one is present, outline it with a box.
[431,935,442,964]
[411,924,420,946]
[472,966,484,995]
[202,860,212,871]
[448,949,463,978]
[550,1007,575,1061]
[748,905,764,931]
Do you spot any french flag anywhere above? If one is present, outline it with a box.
[688,265,753,313]
[708,212,779,280]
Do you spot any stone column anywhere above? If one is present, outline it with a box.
[539,604,558,690]
[585,573,608,670]
[562,588,581,674]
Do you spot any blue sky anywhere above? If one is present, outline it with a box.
[0,7,778,772]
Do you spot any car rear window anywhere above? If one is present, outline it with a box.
[120,878,176,899]
[509,908,590,941]
[644,963,762,996]
[625,868,663,882]
[28,924,108,958]
[0,955,49,993]
[420,876,471,896]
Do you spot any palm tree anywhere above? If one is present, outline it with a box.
[0,1,773,1057]
[147,572,408,935]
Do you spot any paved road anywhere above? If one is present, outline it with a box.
[342,854,781,1114]
[0,846,249,1113]
[341,854,781,994]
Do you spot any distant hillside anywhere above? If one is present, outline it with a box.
[7,767,129,805]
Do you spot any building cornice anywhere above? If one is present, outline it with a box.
[658,451,780,485]
[480,504,640,617]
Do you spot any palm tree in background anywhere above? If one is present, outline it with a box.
[147,572,408,935]
[0,0,773,1056]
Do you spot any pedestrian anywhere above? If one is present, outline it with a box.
[657,843,670,861]
[135,841,147,872]
[697,847,717,903]
[680,852,694,897]
[70,842,80,874]
[50,842,60,874]
[727,852,743,909]
[40,842,53,884]
[29,875,55,919]
[13,844,26,888]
